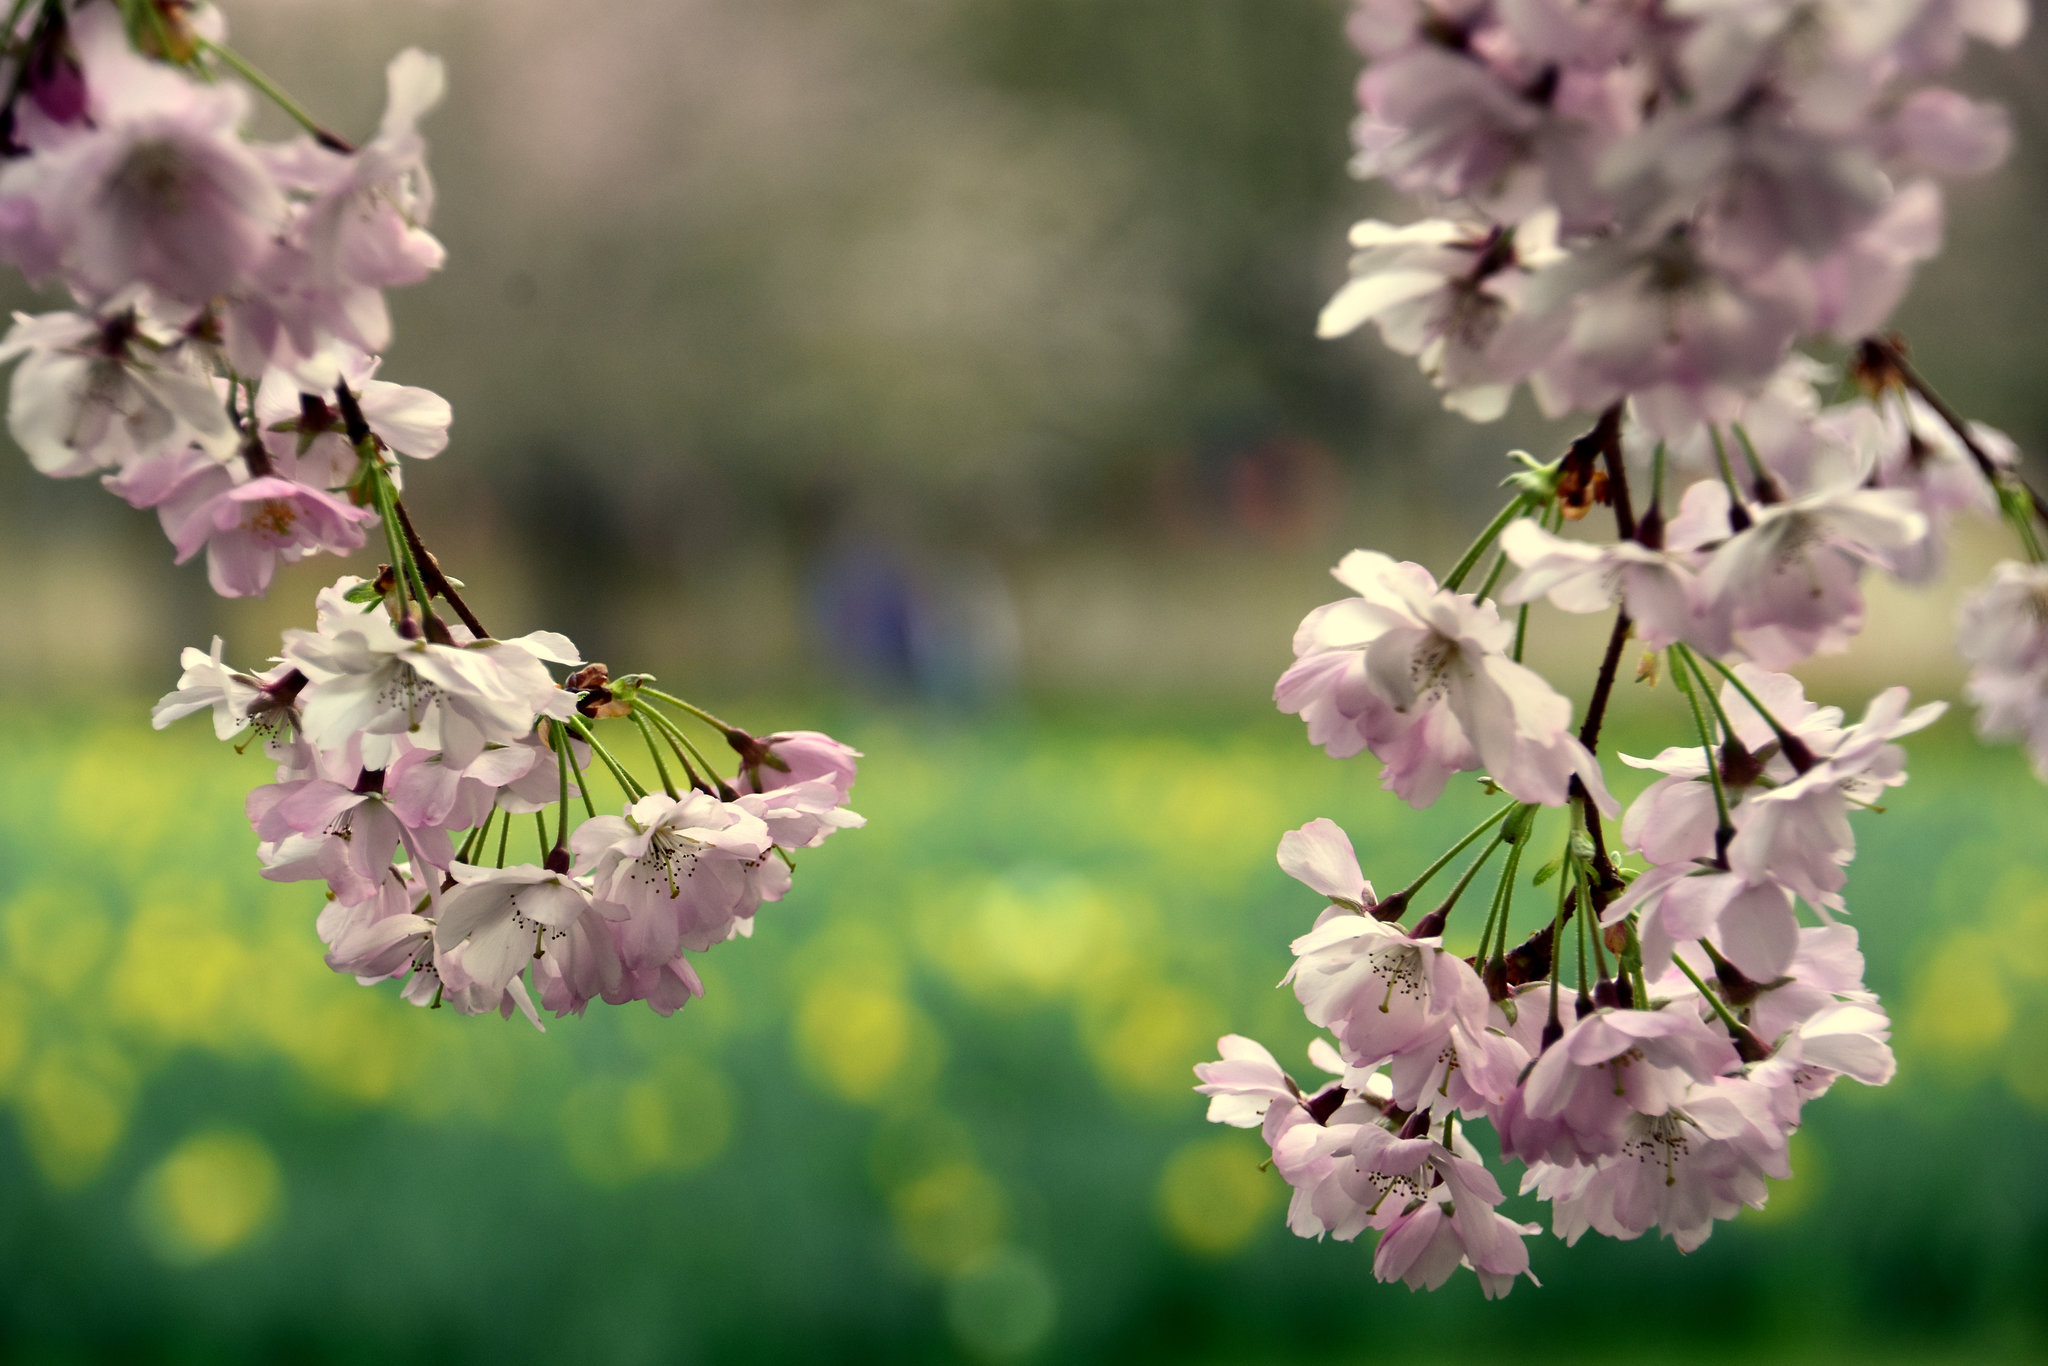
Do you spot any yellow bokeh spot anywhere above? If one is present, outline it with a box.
[19,1041,133,1188]
[891,1160,1008,1276]
[559,1063,735,1187]
[134,1129,283,1264]
[795,980,938,1105]
[1903,931,2011,1059]
[1155,1133,1279,1257]
[108,883,248,1048]
[917,874,1141,1007]
[5,883,111,998]
[1081,980,1220,1102]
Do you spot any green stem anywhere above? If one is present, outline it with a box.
[1474,548,1511,605]
[535,812,550,862]
[632,710,682,800]
[552,721,573,851]
[455,808,492,866]
[1674,956,1751,1039]
[1478,836,1526,966]
[1425,831,1510,928]
[1731,424,1773,494]
[644,704,729,791]
[1673,644,1738,738]
[1690,650,1803,753]
[570,718,646,801]
[495,807,511,867]
[1444,496,1529,593]
[1649,442,1667,512]
[1670,649,1734,863]
[1401,803,1520,901]
[368,466,412,620]
[1574,871,1592,993]
[642,707,708,790]
[639,687,738,737]
[1708,426,1747,509]
[1627,924,1651,1006]
[376,470,435,623]
[197,37,348,148]
[558,721,597,819]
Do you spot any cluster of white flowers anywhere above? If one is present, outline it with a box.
[1,1,861,1027]
[1204,0,2041,1295]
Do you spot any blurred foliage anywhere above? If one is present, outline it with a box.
[0,705,2044,1361]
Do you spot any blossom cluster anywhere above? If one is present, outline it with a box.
[1204,0,2042,1295]
[0,2,861,1026]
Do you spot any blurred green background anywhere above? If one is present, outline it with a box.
[2,0,2047,1360]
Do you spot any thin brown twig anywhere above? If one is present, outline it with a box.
[1508,412,1637,979]
[1861,335,2048,524]
[391,497,491,640]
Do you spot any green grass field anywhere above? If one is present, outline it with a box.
[0,701,2042,1362]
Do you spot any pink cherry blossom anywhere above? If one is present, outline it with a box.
[318,864,432,982]
[284,576,579,767]
[1284,908,1489,1067]
[1498,515,1706,649]
[0,302,231,476]
[1500,1004,1741,1165]
[1958,560,2048,778]
[1277,817,1376,909]
[1690,475,1928,669]
[0,6,282,305]
[1277,550,1616,809]
[234,51,446,368]
[1524,1073,1792,1252]
[734,729,862,799]
[252,348,451,490]
[435,863,614,1010]
[108,444,377,597]
[571,791,781,960]
[1316,215,1567,420]
[1726,685,1942,906]
[152,636,304,756]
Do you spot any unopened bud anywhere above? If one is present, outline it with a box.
[1366,889,1410,923]
[1702,941,1762,1006]
[1719,734,1765,788]
[1850,335,1909,397]
[1303,1084,1348,1125]
[564,663,611,692]
[1634,502,1665,550]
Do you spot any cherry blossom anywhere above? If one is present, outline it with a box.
[0,300,231,476]
[1277,550,1615,809]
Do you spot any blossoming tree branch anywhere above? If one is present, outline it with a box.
[1198,0,2039,1294]
[0,0,862,1028]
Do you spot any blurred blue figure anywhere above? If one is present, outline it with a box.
[809,536,1020,706]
